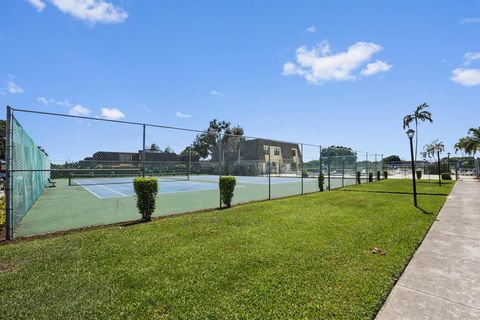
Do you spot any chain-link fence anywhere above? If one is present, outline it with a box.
[3,107,384,240]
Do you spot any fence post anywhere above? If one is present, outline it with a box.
[188,144,192,180]
[142,124,146,177]
[5,106,13,240]
[327,157,331,190]
[301,143,304,195]
[319,146,322,190]
[366,153,369,182]
[268,142,271,200]
[342,157,345,187]
[218,135,222,208]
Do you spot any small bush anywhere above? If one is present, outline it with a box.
[356,172,361,184]
[441,173,452,180]
[416,170,422,180]
[220,176,236,208]
[383,170,388,179]
[302,170,309,178]
[133,177,158,221]
[368,172,373,182]
[0,196,5,226]
[376,171,381,181]
[318,173,325,192]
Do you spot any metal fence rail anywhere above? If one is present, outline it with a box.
[3,106,384,240]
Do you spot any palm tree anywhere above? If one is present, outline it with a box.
[454,137,470,157]
[465,127,480,156]
[421,139,445,186]
[403,103,433,162]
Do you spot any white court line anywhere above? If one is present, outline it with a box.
[73,178,129,198]
[96,184,129,197]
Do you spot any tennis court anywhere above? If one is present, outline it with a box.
[5,107,382,239]
[13,174,356,238]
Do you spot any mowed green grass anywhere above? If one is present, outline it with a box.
[0,179,454,320]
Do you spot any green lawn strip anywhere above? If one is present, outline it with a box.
[343,179,454,195]
[0,180,452,319]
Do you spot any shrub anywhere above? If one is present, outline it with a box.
[318,173,325,192]
[356,172,361,184]
[133,177,158,221]
[416,170,422,180]
[0,196,5,226]
[302,170,309,178]
[219,176,236,208]
[376,171,381,181]
[383,170,388,179]
[368,172,373,182]
[441,173,452,180]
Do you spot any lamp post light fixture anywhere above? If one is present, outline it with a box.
[406,129,418,207]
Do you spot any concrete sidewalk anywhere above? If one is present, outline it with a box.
[377,180,480,319]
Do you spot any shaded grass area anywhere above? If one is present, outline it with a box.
[0,180,453,319]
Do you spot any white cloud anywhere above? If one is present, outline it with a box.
[6,81,24,94]
[56,99,72,107]
[451,68,480,87]
[26,0,46,11]
[101,107,125,120]
[460,17,480,24]
[50,0,128,24]
[69,104,91,116]
[175,112,191,118]
[360,60,392,76]
[28,0,128,24]
[464,52,480,65]
[306,26,317,33]
[210,90,225,96]
[38,96,54,105]
[283,41,388,84]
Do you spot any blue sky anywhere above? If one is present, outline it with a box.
[1,0,480,163]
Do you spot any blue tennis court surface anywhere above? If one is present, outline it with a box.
[72,175,306,199]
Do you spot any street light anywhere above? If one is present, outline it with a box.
[406,129,418,207]
[447,152,451,173]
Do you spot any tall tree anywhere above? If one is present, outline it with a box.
[454,128,480,157]
[421,139,445,186]
[192,120,244,159]
[383,155,401,163]
[150,143,160,152]
[403,103,433,162]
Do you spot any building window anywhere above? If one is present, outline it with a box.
[263,146,269,155]
[292,149,297,157]
[274,147,280,156]
[119,153,132,162]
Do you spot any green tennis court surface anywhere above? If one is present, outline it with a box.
[13,175,359,237]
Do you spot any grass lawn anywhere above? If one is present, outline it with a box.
[0,179,454,319]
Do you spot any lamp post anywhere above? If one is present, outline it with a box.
[406,129,418,207]
[447,152,451,173]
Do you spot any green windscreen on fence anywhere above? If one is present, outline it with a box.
[11,118,51,228]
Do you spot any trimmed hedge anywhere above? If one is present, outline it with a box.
[441,173,452,180]
[356,172,361,184]
[383,171,388,179]
[219,176,236,208]
[416,170,422,180]
[318,173,325,192]
[133,177,158,221]
[376,171,381,181]
[0,196,5,226]
[368,172,373,183]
